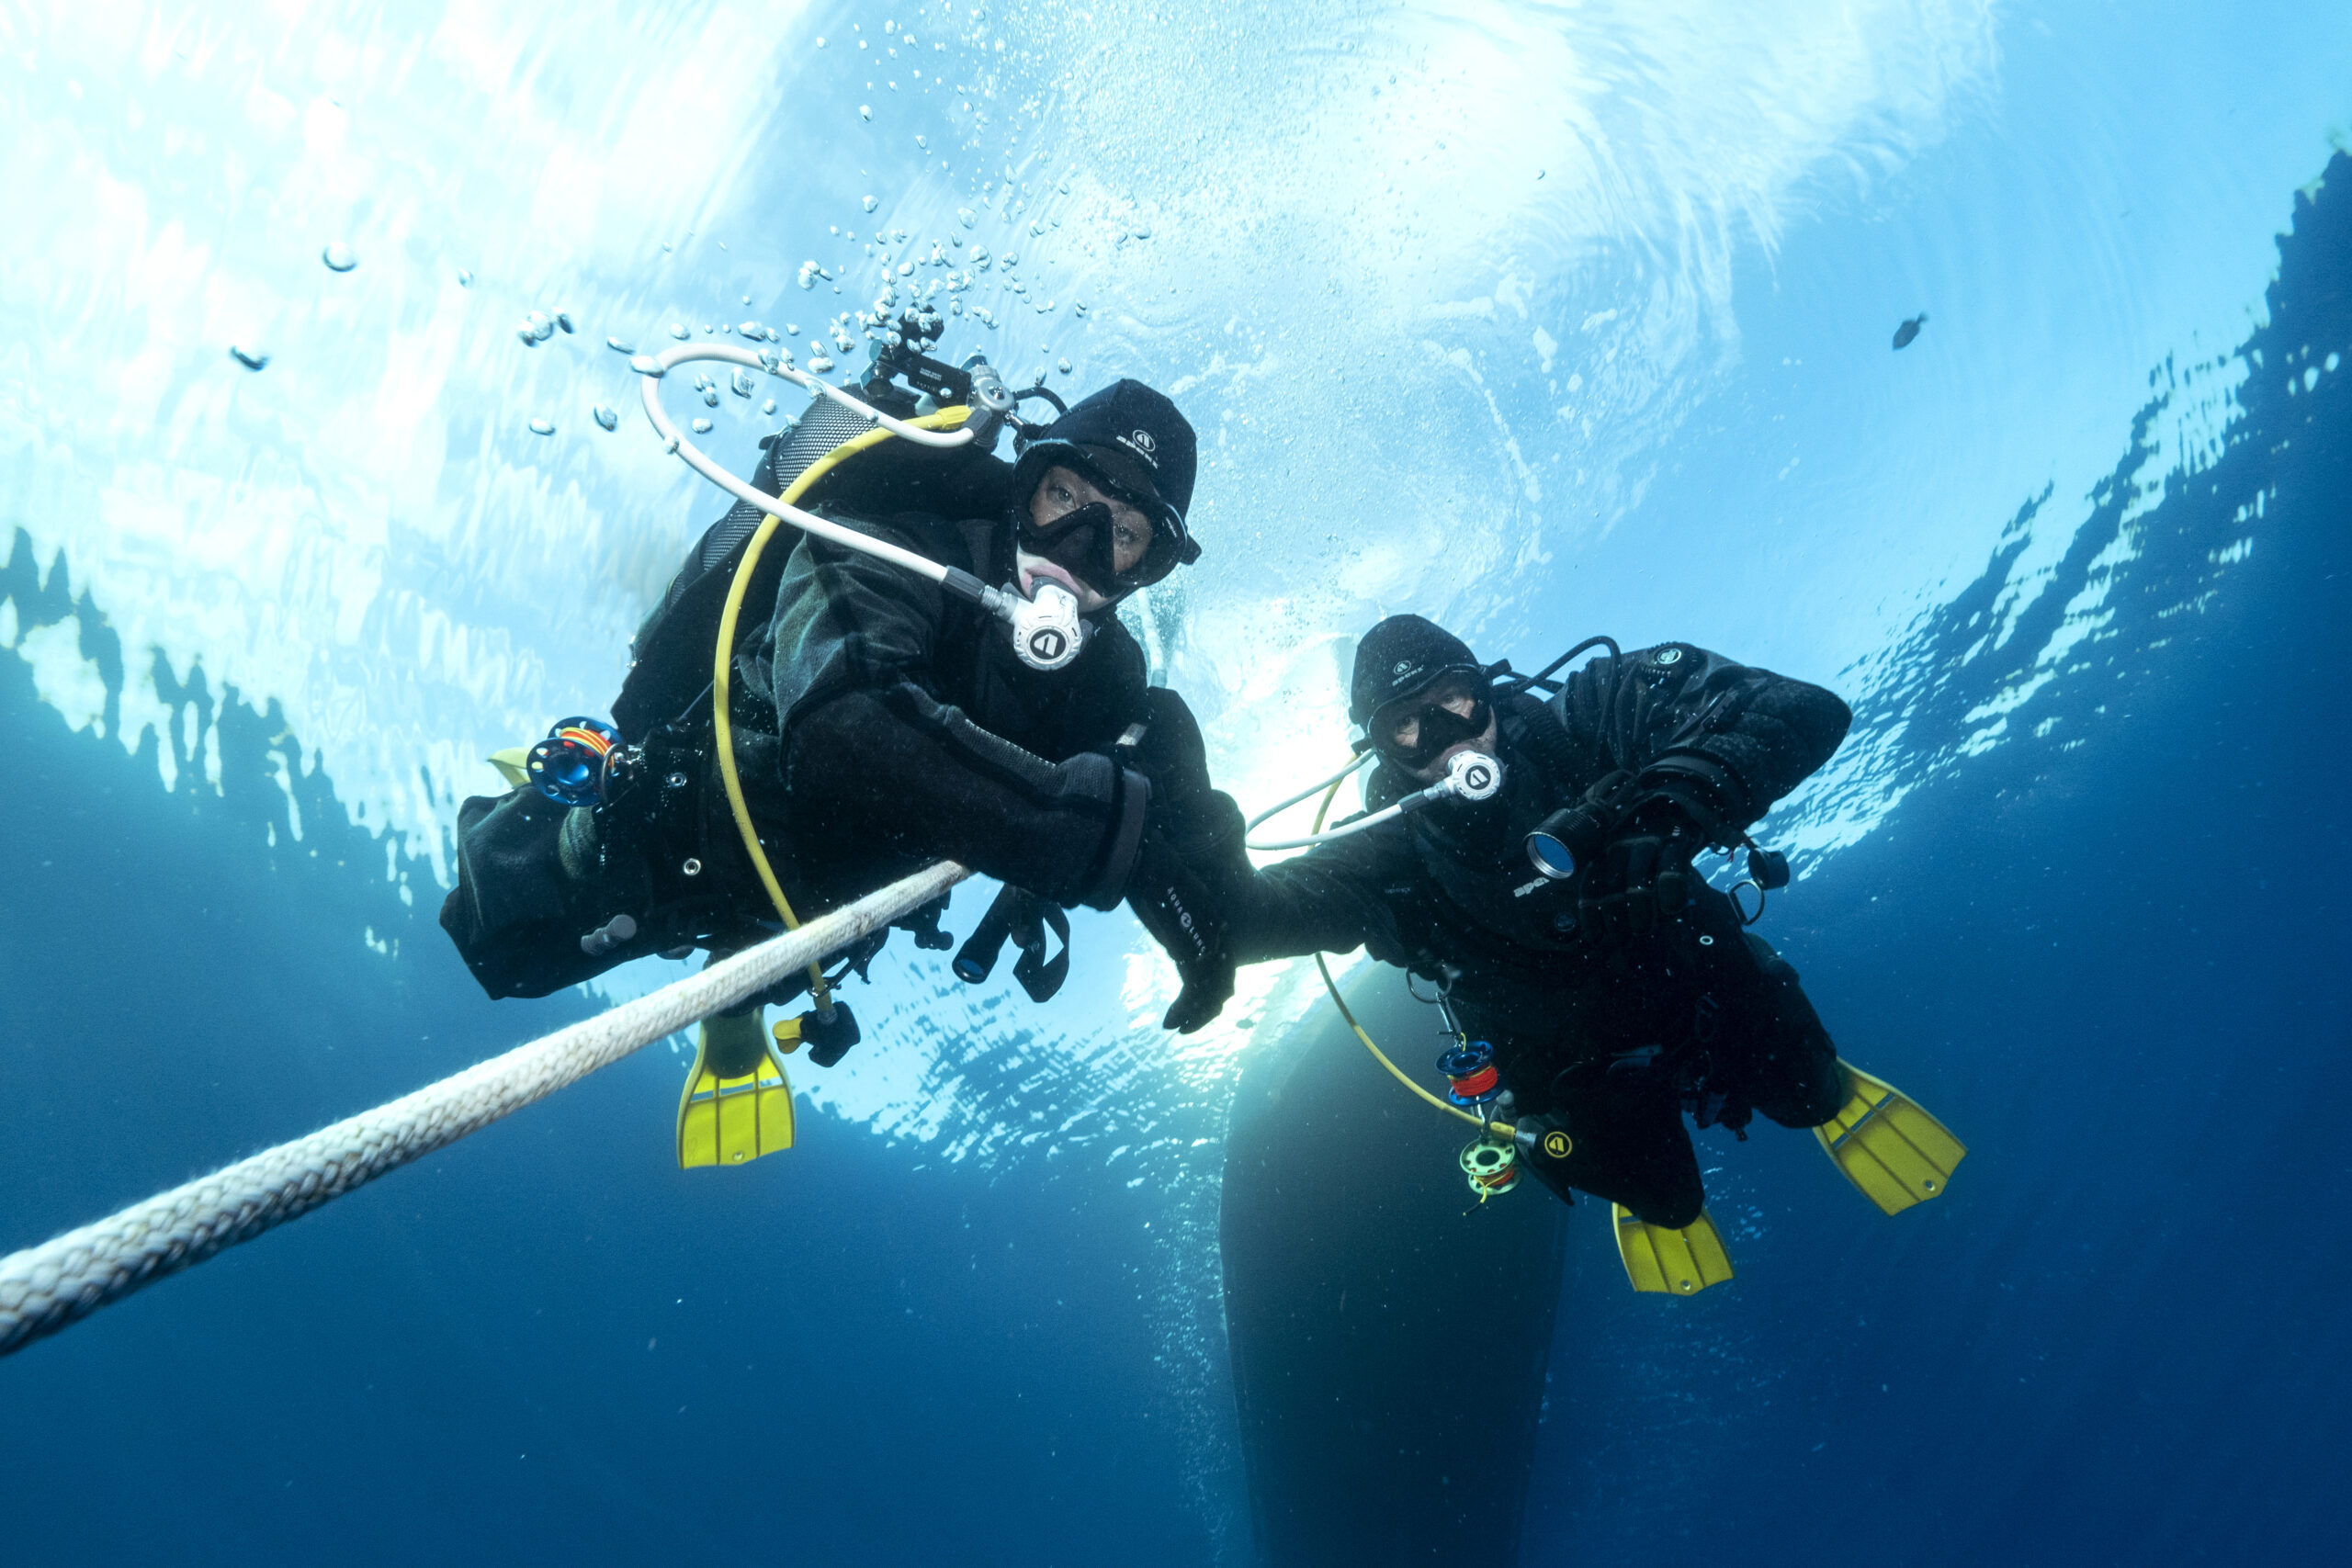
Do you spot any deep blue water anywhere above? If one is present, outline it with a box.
[3,4,2349,1562]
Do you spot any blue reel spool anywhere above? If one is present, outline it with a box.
[526,717,622,807]
[1438,1040,1503,1108]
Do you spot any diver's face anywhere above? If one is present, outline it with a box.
[1016,464,1155,613]
[1385,675,1498,782]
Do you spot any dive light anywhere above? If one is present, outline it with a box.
[1524,799,1611,881]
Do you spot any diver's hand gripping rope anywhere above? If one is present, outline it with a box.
[0,862,970,1361]
[1246,749,1502,851]
[634,344,1082,671]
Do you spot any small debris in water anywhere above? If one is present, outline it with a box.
[321,242,357,272]
[228,344,269,371]
[593,404,619,431]
[528,417,555,435]
[606,335,634,354]
[555,310,574,333]
[1893,313,1928,350]
[457,268,474,287]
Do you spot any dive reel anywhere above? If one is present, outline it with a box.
[526,716,629,807]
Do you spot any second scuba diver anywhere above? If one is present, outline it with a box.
[1203,615,1965,1291]
[438,331,1245,1165]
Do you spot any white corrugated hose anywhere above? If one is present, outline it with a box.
[0,860,969,1359]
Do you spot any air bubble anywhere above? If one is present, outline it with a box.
[739,320,766,339]
[730,368,755,398]
[605,335,635,354]
[863,195,879,212]
[555,310,574,333]
[321,242,357,272]
[593,404,618,432]
[520,311,555,344]
[669,323,689,339]
[1057,357,1072,373]
[702,388,720,408]
[691,417,714,434]
[528,417,555,435]
[762,398,777,414]
[630,355,664,378]
[957,208,977,228]
[785,323,800,335]
[809,355,835,372]
[456,268,474,287]
[859,104,872,119]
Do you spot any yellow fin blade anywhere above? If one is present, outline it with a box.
[489,747,532,789]
[1815,1063,1967,1215]
[677,1023,797,1168]
[1613,1205,1735,1295]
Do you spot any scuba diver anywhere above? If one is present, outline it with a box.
[438,318,1244,1165]
[1216,614,1965,1291]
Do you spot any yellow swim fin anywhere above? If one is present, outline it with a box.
[489,747,532,789]
[1815,1062,1966,1215]
[676,1009,796,1168]
[1613,1204,1735,1295]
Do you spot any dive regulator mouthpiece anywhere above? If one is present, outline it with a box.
[1441,750,1502,802]
[1011,581,1085,671]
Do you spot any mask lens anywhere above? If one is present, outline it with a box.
[1373,694,1491,769]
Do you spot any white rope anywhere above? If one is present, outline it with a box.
[0,860,970,1359]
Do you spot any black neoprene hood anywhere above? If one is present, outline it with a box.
[1349,615,1485,724]
[1012,378,1200,537]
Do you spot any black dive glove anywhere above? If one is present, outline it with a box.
[1125,827,1238,1034]
[1578,797,1703,945]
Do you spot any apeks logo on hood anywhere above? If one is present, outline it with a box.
[1349,614,1484,724]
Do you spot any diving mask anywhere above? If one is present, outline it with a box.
[1016,495,1193,600]
[1371,693,1495,771]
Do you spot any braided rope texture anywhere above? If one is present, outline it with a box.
[0,861,968,1359]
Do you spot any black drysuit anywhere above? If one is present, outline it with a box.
[440,442,1153,1000]
[1232,644,1854,1227]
